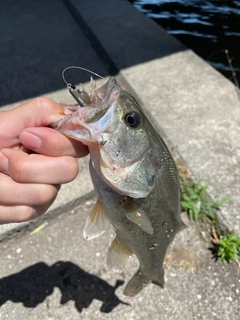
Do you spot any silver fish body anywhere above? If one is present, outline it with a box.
[52,77,185,296]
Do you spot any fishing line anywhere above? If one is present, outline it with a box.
[62,66,104,107]
[62,66,104,87]
[61,66,142,109]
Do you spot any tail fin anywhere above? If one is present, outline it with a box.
[124,269,164,297]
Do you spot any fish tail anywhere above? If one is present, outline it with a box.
[152,269,165,288]
[124,269,164,297]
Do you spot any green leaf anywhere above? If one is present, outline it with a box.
[199,184,208,198]
[189,194,200,201]
[182,194,192,202]
[206,206,216,220]
[193,180,202,192]
[212,196,231,208]
[217,233,240,263]
[181,201,194,209]
[192,206,200,221]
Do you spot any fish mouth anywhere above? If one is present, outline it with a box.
[52,76,145,151]
[51,77,121,146]
[51,113,93,145]
[52,101,119,147]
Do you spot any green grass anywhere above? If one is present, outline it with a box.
[181,180,240,265]
[217,233,240,264]
[181,180,230,223]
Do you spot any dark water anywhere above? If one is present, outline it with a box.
[129,0,240,86]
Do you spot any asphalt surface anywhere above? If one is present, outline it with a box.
[0,0,239,319]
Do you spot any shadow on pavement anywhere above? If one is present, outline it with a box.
[0,261,129,313]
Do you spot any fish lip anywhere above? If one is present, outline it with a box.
[52,102,118,146]
[50,114,73,129]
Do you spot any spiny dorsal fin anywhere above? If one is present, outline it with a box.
[107,236,133,271]
[83,200,110,240]
[121,199,153,235]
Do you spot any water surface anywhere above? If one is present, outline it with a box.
[129,0,240,85]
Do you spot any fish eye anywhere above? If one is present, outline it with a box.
[124,111,141,128]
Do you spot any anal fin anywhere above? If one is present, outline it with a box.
[83,200,110,240]
[107,236,133,271]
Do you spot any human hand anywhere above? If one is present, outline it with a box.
[0,97,89,224]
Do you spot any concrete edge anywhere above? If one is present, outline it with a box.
[0,191,95,246]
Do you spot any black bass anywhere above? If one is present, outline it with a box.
[52,76,185,297]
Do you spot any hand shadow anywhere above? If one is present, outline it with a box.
[0,261,129,313]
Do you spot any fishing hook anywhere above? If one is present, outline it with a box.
[62,66,104,107]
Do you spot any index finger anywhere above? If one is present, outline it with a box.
[10,97,66,128]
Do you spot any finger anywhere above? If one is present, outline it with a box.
[0,201,57,224]
[0,205,38,224]
[10,97,66,127]
[1,149,79,184]
[0,152,8,172]
[20,127,89,157]
[0,173,60,205]
[1,97,66,149]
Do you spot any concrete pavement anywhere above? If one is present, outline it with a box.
[0,0,239,319]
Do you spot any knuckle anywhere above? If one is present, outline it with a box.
[33,185,58,205]
[10,156,27,182]
[31,97,63,121]
[32,97,53,110]
[63,157,79,181]
[14,206,37,222]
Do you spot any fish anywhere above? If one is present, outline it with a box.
[51,75,185,297]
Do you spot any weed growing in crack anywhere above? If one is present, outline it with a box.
[180,178,239,265]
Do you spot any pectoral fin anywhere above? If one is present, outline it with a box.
[83,200,110,240]
[121,199,153,235]
[107,236,133,271]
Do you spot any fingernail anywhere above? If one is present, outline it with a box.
[0,152,9,172]
[20,131,42,149]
